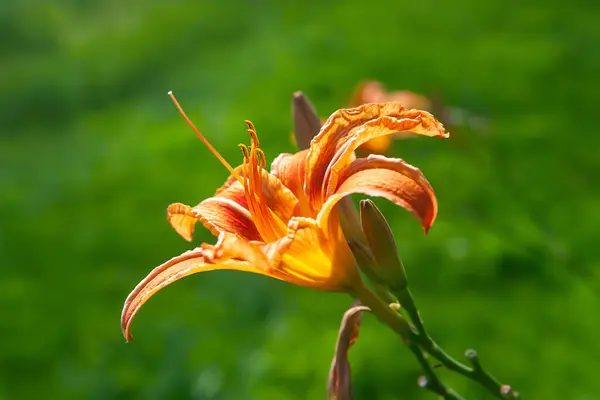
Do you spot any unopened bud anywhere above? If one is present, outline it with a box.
[338,197,365,245]
[292,91,322,150]
[360,200,408,290]
[346,239,378,280]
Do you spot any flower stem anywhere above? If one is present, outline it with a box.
[354,281,413,341]
[408,343,466,400]
[394,288,519,399]
[354,282,468,399]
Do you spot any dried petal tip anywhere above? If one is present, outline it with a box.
[292,91,322,150]
[360,200,408,290]
[328,301,370,400]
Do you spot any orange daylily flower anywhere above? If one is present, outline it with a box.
[351,81,433,155]
[121,96,449,341]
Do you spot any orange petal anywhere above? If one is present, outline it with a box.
[318,154,438,234]
[267,217,357,292]
[168,164,259,241]
[257,168,298,228]
[167,189,261,242]
[306,103,448,212]
[121,233,284,342]
[270,150,309,214]
[324,107,448,199]
[351,83,432,156]
[167,203,202,242]
[168,165,299,243]
[214,166,248,205]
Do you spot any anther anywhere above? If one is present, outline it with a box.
[238,144,250,160]
[244,120,260,147]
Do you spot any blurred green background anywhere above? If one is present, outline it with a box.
[2,0,599,398]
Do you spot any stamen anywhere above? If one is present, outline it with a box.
[237,143,270,241]
[239,156,257,222]
[245,120,260,148]
[255,148,267,168]
[168,91,243,184]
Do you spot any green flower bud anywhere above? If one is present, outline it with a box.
[360,199,408,290]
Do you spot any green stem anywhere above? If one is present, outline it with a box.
[395,289,428,340]
[408,343,466,400]
[355,283,467,399]
[354,281,413,341]
[394,288,518,399]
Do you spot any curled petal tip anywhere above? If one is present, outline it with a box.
[121,305,134,342]
[121,289,141,342]
[423,218,435,235]
[167,203,198,242]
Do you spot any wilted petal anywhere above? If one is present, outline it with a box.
[318,155,438,234]
[328,301,371,400]
[325,109,448,199]
[306,103,448,211]
[351,83,434,155]
[121,233,286,342]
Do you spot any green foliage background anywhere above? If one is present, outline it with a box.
[1,0,599,398]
